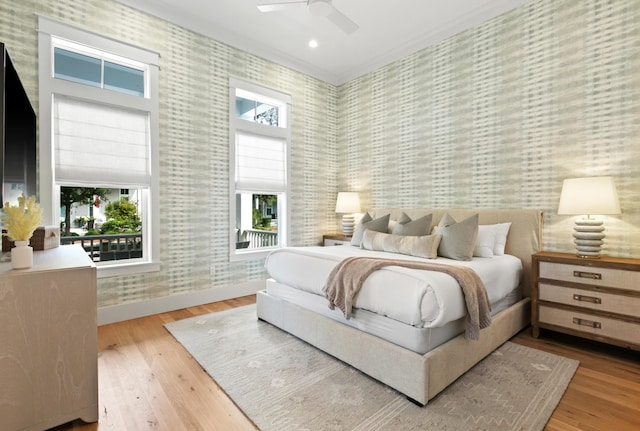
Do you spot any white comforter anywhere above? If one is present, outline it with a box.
[264,246,522,328]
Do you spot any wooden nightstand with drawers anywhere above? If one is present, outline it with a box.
[531,251,640,351]
[323,234,352,246]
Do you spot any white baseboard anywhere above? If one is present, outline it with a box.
[97,279,264,326]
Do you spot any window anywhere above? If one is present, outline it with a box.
[230,78,291,260]
[38,16,160,277]
[53,44,145,96]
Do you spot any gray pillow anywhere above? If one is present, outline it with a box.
[350,213,390,246]
[361,230,441,259]
[433,213,479,261]
[392,212,432,236]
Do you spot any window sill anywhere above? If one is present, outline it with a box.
[97,260,160,278]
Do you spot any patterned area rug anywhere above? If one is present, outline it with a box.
[165,305,578,431]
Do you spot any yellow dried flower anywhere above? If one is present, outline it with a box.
[1,195,43,241]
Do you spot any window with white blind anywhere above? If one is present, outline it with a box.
[235,132,286,191]
[230,78,291,260]
[38,16,160,277]
[53,96,150,186]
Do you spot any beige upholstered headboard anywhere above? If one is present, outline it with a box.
[370,208,543,297]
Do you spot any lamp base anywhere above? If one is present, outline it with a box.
[573,218,605,258]
[342,214,355,237]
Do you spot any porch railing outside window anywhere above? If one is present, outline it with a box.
[61,233,142,262]
[237,229,277,249]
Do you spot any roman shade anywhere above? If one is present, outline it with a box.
[235,131,286,192]
[54,95,150,187]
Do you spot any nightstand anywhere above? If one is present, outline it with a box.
[323,234,352,246]
[531,251,640,351]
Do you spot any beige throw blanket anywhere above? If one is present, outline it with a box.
[323,257,492,341]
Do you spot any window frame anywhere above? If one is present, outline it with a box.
[38,16,160,277]
[229,77,291,261]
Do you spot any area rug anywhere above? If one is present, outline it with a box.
[165,305,578,431]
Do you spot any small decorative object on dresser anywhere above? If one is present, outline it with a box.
[323,233,351,246]
[532,251,640,351]
[2,226,60,252]
[1,194,43,269]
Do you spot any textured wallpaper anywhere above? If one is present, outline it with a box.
[337,0,640,258]
[2,0,640,307]
[1,0,338,306]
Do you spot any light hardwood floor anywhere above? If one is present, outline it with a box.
[51,295,639,431]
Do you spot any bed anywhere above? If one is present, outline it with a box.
[256,208,543,405]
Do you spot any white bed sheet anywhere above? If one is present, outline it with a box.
[264,246,523,328]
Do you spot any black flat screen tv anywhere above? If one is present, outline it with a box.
[0,42,37,208]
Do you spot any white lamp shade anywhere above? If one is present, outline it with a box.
[335,192,361,213]
[558,176,621,215]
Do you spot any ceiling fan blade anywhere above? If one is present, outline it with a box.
[326,7,359,34]
[257,1,307,13]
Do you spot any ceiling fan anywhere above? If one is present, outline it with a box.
[257,0,359,35]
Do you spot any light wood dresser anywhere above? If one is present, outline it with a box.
[531,251,640,351]
[0,245,98,431]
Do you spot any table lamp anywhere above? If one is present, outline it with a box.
[557,176,620,258]
[335,192,361,236]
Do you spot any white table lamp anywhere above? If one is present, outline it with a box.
[558,176,621,258]
[335,192,361,236]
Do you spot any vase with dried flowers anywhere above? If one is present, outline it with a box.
[1,195,43,269]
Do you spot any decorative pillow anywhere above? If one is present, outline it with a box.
[391,212,432,236]
[395,212,411,224]
[350,213,391,246]
[493,222,512,255]
[433,213,479,261]
[387,219,397,233]
[473,224,497,258]
[361,230,442,259]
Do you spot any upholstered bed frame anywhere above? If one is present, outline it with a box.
[256,208,543,405]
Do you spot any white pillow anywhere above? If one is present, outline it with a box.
[493,222,512,255]
[473,225,497,258]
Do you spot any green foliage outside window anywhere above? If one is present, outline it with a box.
[100,197,141,234]
[252,208,272,230]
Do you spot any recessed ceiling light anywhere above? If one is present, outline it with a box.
[308,39,318,48]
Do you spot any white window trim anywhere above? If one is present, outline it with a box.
[229,77,291,262]
[38,15,160,277]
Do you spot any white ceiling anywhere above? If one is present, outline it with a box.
[115,0,530,85]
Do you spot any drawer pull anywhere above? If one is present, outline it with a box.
[572,294,601,304]
[572,317,601,329]
[573,270,602,280]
